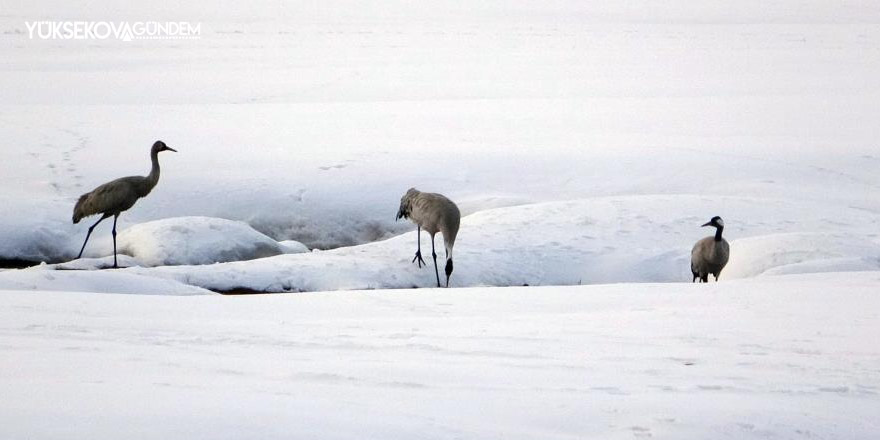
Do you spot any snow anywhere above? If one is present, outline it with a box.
[0,262,210,295]
[110,216,307,267]
[2,2,880,264]
[1,0,879,437]
[278,240,310,254]
[1,272,878,439]
[4,195,876,294]
[724,232,880,279]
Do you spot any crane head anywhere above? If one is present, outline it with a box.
[396,203,409,221]
[152,140,177,153]
[396,188,418,221]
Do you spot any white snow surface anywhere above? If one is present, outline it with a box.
[0,0,878,292]
[1,0,879,266]
[1,2,879,437]
[112,216,307,267]
[1,272,879,439]
[4,195,877,294]
[0,262,210,295]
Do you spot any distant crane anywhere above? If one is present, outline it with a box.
[691,216,730,283]
[396,188,460,287]
[72,140,176,268]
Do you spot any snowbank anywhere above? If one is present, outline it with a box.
[43,195,871,293]
[108,216,307,267]
[0,265,210,295]
[724,233,880,279]
[0,197,79,263]
[0,213,309,267]
[3,196,878,293]
[278,240,310,254]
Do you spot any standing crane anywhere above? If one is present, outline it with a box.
[72,140,176,268]
[396,188,461,288]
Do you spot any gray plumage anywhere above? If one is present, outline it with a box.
[691,216,730,283]
[396,188,460,287]
[72,140,176,268]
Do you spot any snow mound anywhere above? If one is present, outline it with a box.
[279,240,310,254]
[0,198,78,263]
[109,195,880,293]
[0,266,211,295]
[723,233,880,279]
[114,217,307,267]
[3,196,878,293]
[52,255,141,271]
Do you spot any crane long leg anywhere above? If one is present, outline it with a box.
[76,214,108,260]
[111,214,119,269]
[430,234,440,288]
[412,226,426,268]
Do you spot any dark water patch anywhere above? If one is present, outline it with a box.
[0,258,41,269]
[213,285,425,295]
[214,287,278,295]
[54,265,127,271]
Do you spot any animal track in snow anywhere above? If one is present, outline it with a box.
[39,127,90,196]
[630,426,652,437]
[318,160,354,171]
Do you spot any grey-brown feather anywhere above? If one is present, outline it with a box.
[72,143,163,224]
[73,176,152,223]
[691,237,730,281]
[398,188,460,252]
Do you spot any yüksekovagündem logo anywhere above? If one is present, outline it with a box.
[25,21,201,41]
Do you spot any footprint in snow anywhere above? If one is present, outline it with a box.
[630,426,652,437]
[318,164,348,171]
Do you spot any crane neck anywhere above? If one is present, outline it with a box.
[146,149,161,191]
[714,226,724,242]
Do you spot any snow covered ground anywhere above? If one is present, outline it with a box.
[3,195,879,293]
[1,272,879,439]
[1,0,879,438]
[1,1,879,265]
